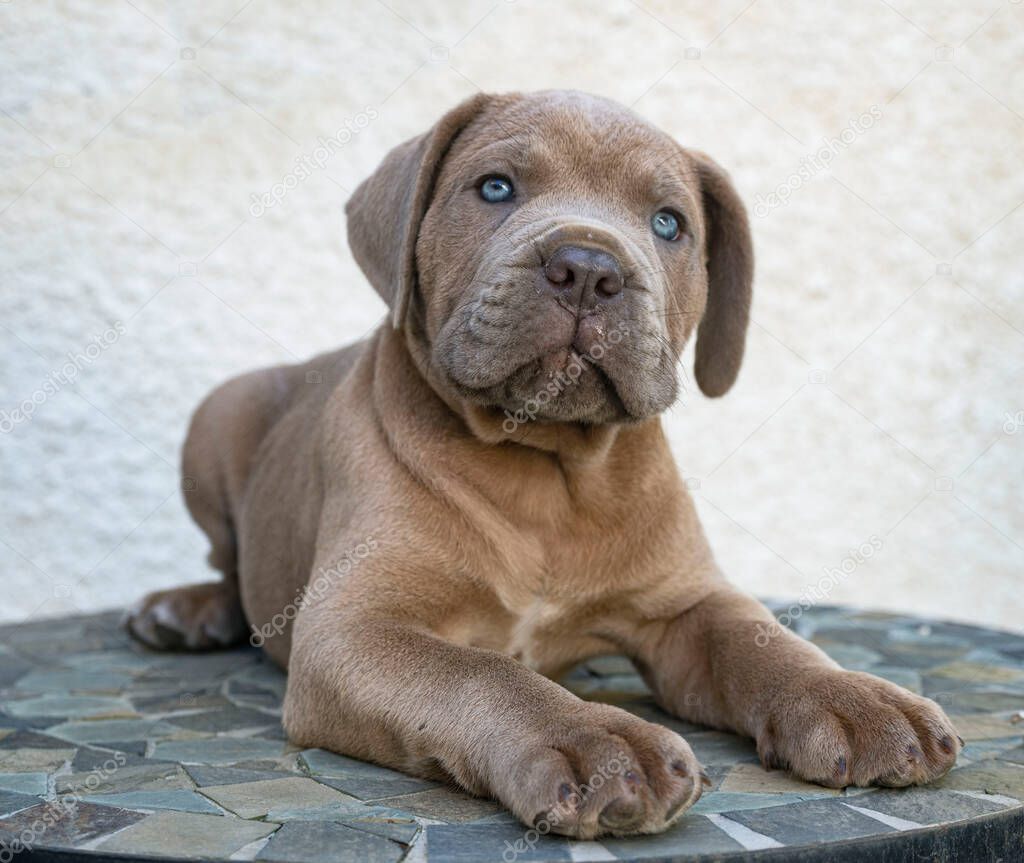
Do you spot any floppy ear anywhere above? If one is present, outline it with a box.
[690,151,754,397]
[346,93,491,329]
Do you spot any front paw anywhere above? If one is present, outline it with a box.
[758,670,961,788]
[499,702,708,839]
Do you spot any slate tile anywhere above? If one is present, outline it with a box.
[70,745,152,771]
[63,650,159,672]
[685,731,760,766]
[14,669,134,694]
[261,801,419,844]
[718,763,841,795]
[81,789,222,814]
[299,749,379,778]
[372,787,502,822]
[1002,745,1024,766]
[12,635,126,660]
[878,641,970,669]
[691,791,811,814]
[0,747,75,772]
[920,623,1014,646]
[848,787,1008,825]
[0,654,33,688]
[724,797,894,843]
[933,760,1024,799]
[0,618,87,644]
[199,776,356,819]
[151,737,286,765]
[810,628,897,653]
[256,820,403,863]
[318,774,437,801]
[335,806,420,845]
[930,661,1024,684]
[424,821,572,862]
[867,665,922,693]
[184,764,293,787]
[226,680,283,710]
[227,691,282,711]
[814,641,884,669]
[166,706,279,734]
[230,663,288,696]
[468,810,521,826]
[143,651,261,684]
[959,737,1024,762]
[299,748,437,799]
[96,810,278,858]
[255,725,288,742]
[936,690,1024,714]
[0,772,48,796]
[47,718,179,744]
[954,713,1021,741]
[235,755,302,773]
[0,712,58,730]
[57,762,194,795]
[0,800,146,849]
[95,739,150,756]
[999,644,1024,663]
[0,790,39,818]
[132,690,231,714]
[5,695,136,719]
[601,813,746,858]
[0,730,76,750]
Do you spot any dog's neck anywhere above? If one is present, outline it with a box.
[370,323,693,568]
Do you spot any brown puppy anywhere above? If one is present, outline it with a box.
[126,90,960,838]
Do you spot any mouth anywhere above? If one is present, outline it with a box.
[434,256,675,426]
[459,343,631,425]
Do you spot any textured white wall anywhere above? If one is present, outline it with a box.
[1,1,1021,631]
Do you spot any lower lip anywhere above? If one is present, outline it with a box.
[540,348,587,377]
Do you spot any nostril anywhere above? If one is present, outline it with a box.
[595,274,622,297]
[544,259,573,288]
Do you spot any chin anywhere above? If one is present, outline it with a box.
[484,361,634,426]
[445,348,679,428]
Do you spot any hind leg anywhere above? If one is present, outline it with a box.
[125,473,247,650]
[125,381,256,651]
[125,580,247,650]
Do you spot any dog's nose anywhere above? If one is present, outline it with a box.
[544,246,624,306]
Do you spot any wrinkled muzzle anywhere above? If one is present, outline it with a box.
[434,215,685,425]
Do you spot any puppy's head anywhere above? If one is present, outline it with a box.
[347,91,752,425]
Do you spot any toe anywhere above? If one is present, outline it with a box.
[599,795,645,832]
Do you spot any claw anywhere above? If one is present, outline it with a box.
[558,782,575,804]
[665,798,689,821]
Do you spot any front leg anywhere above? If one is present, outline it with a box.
[635,586,961,788]
[282,569,706,838]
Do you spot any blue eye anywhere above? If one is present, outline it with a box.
[652,210,682,241]
[480,176,514,203]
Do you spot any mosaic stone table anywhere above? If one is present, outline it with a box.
[0,606,1022,863]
